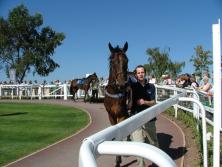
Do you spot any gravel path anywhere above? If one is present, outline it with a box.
[3,99,186,167]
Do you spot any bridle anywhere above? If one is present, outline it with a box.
[104,89,126,99]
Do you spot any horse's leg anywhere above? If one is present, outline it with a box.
[115,156,122,167]
[108,114,117,125]
[84,92,86,102]
[115,115,122,166]
[72,89,77,101]
[74,89,79,101]
[73,93,75,101]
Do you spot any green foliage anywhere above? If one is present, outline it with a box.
[0,4,65,83]
[168,60,185,80]
[144,48,185,82]
[0,103,89,166]
[190,45,212,77]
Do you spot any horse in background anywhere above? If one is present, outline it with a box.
[70,73,98,102]
[104,42,131,167]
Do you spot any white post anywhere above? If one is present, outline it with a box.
[19,86,22,100]
[192,90,200,119]
[64,83,67,100]
[38,86,42,100]
[212,19,221,167]
[0,85,1,98]
[179,97,208,167]
[30,85,33,100]
[173,90,178,118]
[17,86,19,99]
[11,87,13,99]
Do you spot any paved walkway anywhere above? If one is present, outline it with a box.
[4,99,186,167]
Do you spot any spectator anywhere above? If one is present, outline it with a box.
[149,75,156,84]
[162,74,174,85]
[199,71,212,85]
[190,77,199,89]
[198,76,212,93]
[90,79,99,103]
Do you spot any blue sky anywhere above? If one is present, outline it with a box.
[0,0,221,82]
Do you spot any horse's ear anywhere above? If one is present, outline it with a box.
[123,42,128,52]
[108,42,114,52]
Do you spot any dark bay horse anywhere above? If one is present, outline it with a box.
[70,73,98,102]
[104,42,131,167]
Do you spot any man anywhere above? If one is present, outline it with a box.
[131,65,159,167]
[90,79,99,103]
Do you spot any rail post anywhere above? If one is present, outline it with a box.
[179,97,208,167]
[63,83,67,100]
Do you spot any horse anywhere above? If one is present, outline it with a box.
[70,73,98,102]
[104,42,131,167]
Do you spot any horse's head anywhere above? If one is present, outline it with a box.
[89,72,98,82]
[108,42,128,90]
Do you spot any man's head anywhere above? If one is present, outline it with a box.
[134,65,146,82]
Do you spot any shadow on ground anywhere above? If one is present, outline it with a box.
[0,112,28,116]
[158,133,187,160]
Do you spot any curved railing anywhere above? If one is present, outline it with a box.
[79,91,208,167]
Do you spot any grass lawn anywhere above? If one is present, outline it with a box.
[0,103,89,166]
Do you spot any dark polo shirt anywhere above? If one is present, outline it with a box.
[131,80,156,121]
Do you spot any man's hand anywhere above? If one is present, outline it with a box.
[137,99,145,105]
[137,99,156,107]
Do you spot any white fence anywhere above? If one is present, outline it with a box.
[0,83,106,100]
[0,83,215,127]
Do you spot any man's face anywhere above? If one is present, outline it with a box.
[135,67,145,82]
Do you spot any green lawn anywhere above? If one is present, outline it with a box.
[0,103,89,166]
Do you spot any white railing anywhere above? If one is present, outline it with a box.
[79,91,208,167]
[0,83,215,130]
[0,84,70,100]
[155,85,217,130]
[0,83,106,100]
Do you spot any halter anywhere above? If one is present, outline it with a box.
[104,89,126,99]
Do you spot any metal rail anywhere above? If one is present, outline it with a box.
[79,93,186,167]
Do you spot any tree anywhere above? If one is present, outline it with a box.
[0,4,65,83]
[144,48,185,82]
[190,45,212,78]
[168,60,185,80]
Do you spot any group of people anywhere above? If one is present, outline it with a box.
[157,71,213,96]
[177,72,213,95]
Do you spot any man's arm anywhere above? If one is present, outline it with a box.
[137,99,156,107]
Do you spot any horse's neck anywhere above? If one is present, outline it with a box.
[85,77,94,85]
[107,78,126,94]
[106,84,116,94]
